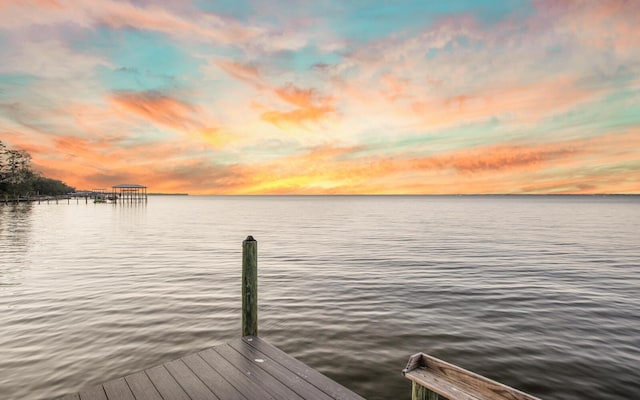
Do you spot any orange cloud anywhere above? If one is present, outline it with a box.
[0,131,52,156]
[208,62,338,130]
[5,130,203,191]
[212,65,336,129]
[261,106,334,128]
[221,131,639,195]
[110,91,197,131]
[273,85,318,108]
[109,91,231,147]
[437,144,580,173]
[5,123,638,195]
[261,84,335,128]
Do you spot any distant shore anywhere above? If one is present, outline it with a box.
[148,193,189,196]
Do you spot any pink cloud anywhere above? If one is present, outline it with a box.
[0,0,306,53]
[215,61,264,88]
[110,91,198,131]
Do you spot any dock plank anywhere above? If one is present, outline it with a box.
[58,393,80,400]
[214,343,305,399]
[79,385,107,400]
[228,339,334,400]
[66,338,365,400]
[165,358,220,400]
[103,378,134,400]
[200,348,277,400]
[124,371,163,400]
[243,336,366,400]
[182,353,247,400]
[145,365,190,400]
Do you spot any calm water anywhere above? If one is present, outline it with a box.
[0,195,639,400]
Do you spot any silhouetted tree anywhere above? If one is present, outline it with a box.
[0,140,75,196]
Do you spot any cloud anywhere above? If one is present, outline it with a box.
[320,0,640,139]
[109,90,233,147]
[20,131,226,191]
[212,61,336,129]
[1,1,638,194]
[402,76,601,132]
[435,144,580,173]
[0,37,108,79]
[261,106,333,129]
[261,84,335,128]
[273,85,319,108]
[110,90,198,131]
[534,0,640,52]
[214,61,263,88]
[221,131,639,194]
[0,0,309,54]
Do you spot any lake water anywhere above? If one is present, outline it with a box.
[0,195,639,400]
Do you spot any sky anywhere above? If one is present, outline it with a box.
[0,0,639,194]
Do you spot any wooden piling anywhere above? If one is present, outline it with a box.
[412,381,441,400]
[242,235,258,337]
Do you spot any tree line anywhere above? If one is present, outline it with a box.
[0,140,75,197]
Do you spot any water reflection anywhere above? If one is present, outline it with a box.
[0,203,34,288]
[114,201,148,223]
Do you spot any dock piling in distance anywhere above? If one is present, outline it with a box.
[242,235,258,337]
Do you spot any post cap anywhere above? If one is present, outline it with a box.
[244,235,256,242]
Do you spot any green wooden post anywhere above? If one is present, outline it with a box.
[242,235,258,337]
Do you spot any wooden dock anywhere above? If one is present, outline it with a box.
[55,236,541,400]
[59,336,364,400]
[56,237,364,400]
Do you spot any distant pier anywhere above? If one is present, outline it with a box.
[111,184,148,203]
[2,184,149,205]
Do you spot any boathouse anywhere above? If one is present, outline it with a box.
[111,184,147,203]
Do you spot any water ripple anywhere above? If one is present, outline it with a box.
[1,196,639,399]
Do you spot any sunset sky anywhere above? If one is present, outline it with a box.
[0,0,638,194]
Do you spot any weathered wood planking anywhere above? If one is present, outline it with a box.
[403,353,541,400]
[242,336,366,400]
[57,337,364,400]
